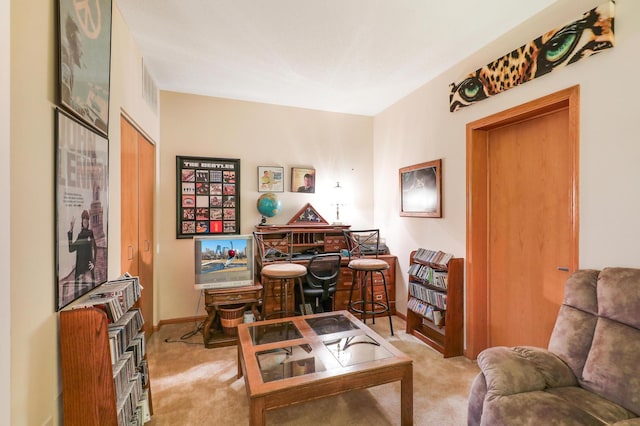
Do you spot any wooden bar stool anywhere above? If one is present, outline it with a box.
[342,229,394,335]
[253,230,307,319]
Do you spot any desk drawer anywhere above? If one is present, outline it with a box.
[324,236,346,252]
[205,287,262,306]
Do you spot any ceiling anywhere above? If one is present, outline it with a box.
[116,0,558,116]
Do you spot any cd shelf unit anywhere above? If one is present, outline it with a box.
[405,250,464,358]
[60,276,152,426]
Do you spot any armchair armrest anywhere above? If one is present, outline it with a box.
[478,346,578,397]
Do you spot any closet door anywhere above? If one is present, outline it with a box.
[137,134,155,338]
[121,117,139,275]
[121,116,155,338]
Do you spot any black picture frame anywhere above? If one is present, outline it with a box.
[176,156,241,238]
[55,108,109,310]
[57,0,113,136]
[399,159,442,218]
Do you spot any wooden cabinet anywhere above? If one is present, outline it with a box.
[60,278,152,425]
[121,116,155,339]
[260,279,296,317]
[405,251,464,357]
[202,285,262,348]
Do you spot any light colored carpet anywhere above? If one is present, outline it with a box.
[146,315,479,425]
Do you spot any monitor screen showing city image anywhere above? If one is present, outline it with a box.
[194,234,254,289]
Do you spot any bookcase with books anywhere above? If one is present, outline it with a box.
[60,275,152,426]
[405,248,464,358]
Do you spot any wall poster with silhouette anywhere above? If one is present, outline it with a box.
[55,109,109,310]
[399,159,442,218]
[58,0,113,135]
[176,155,241,238]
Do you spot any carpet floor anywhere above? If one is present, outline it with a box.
[145,315,479,425]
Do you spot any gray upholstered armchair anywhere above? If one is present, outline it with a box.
[468,268,640,425]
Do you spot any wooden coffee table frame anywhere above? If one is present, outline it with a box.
[237,310,413,425]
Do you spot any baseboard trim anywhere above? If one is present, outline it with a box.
[154,315,207,332]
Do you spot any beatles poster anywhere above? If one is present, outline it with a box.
[176,156,241,238]
[55,109,109,310]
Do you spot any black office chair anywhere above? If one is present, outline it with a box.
[253,231,307,319]
[302,253,341,314]
[342,229,394,335]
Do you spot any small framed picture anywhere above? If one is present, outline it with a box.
[399,159,442,218]
[258,166,284,192]
[291,167,315,193]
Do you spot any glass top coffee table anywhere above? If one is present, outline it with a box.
[237,310,413,425]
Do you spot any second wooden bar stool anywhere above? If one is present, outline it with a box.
[253,230,307,319]
[342,229,394,335]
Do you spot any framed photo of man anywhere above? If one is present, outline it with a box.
[258,166,284,192]
[291,167,316,193]
[55,109,109,310]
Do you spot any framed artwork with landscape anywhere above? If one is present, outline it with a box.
[258,166,284,192]
[55,109,109,310]
[399,159,442,218]
[57,0,113,136]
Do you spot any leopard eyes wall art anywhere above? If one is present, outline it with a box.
[449,1,615,112]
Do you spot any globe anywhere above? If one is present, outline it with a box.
[257,192,282,223]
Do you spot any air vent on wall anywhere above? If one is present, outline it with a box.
[142,58,158,114]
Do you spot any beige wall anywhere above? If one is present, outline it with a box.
[8,0,640,424]
[374,0,640,315]
[9,2,158,424]
[157,92,373,321]
[10,1,59,424]
[1,0,10,423]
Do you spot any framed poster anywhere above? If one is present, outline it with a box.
[176,156,240,238]
[399,159,442,218]
[58,0,113,136]
[258,166,284,192]
[55,109,109,310]
[291,167,315,193]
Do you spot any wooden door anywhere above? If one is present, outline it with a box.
[466,86,579,359]
[121,117,139,275]
[487,109,571,348]
[120,115,155,338]
[137,135,155,338]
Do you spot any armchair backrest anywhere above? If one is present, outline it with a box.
[548,267,640,415]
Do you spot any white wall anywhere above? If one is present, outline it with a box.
[157,92,373,321]
[9,1,158,424]
[1,0,11,423]
[373,0,640,316]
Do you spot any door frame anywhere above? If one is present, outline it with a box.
[465,86,580,359]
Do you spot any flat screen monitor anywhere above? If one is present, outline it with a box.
[194,234,254,290]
